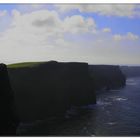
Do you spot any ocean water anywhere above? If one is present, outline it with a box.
[17,77,140,136]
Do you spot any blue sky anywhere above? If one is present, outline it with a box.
[0,4,140,65]
[92,14,140,35]
[0,4,17,11]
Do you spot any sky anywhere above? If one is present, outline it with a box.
[0,4,140,65]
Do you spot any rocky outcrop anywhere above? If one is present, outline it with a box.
[0,64,19,136]
[89,65,126,90]
[8,61,96,122]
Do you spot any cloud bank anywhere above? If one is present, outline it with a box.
[55,4,140,18]
[0,4,140,65]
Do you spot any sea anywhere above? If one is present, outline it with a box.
[17,77,140,136]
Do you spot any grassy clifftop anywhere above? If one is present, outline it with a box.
[7,62,45,69]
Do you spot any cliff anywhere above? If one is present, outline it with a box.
[89,65,126,90]
[0,64,19,135]
[7,61,126,123]
[8,61,96,122]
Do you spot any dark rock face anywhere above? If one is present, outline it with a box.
[0,64,19,136]
[8,61,96,122]
[89,65,126,90]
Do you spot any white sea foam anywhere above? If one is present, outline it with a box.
[107,122,117,125]
[97,100,112,106]
[115,97,127,101]
[110,96,127,101]
[126,79,137,85]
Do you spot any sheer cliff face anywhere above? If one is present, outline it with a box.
[8,61,96,122]
[0,64,18,135]
[0,64,12,94]
[89,65,126,90]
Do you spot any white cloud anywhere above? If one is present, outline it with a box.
[0,10,13,33]
[30,4,44,9]
[0,9,97,64]
[113,32,139,41]
[16,4,49,14]
[63,16,96,34]
[0,8,140,65]
[113,35,122,41]
[102,28,111,33]
[8,9,97,41]
[0,10,7,17]
[12,9,21,18]
[55,4,140,17]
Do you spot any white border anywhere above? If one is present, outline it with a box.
[1,0,140,140]
[0,0,140,3]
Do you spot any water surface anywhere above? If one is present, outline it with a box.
[17,77,140,136]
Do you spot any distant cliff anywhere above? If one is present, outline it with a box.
[89,65,126,90]
[8,61,96,122]
[0,64,19,135]
[121,66,140,78]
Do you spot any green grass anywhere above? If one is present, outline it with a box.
[7,62,45,68]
